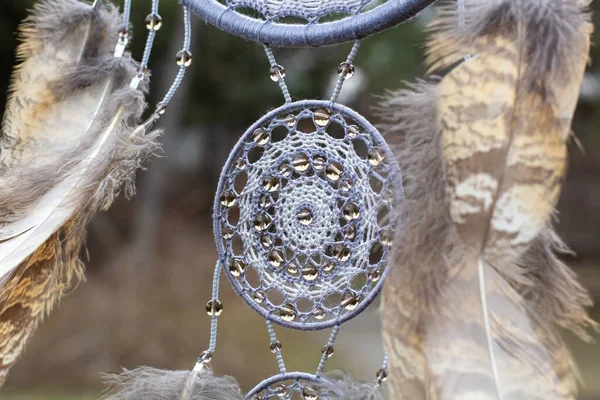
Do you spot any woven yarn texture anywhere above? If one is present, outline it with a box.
[214,101,402,330]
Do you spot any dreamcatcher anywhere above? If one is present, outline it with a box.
[100,0,436,398]
[0,0,594,399]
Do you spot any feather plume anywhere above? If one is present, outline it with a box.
[101,367,244,400]
[0,0,160,383]
[380,0,594,399]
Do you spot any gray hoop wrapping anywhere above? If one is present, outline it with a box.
[213,100,405,330]
[180,0,437,47]
[246,372,338,399]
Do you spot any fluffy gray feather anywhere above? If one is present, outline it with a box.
[102,367,244,400]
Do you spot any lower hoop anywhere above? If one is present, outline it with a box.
[213,100,405,330]
[246,372,338,399]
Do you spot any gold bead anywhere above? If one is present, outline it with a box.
[333,244,351,262]
[205,300,223,317]
[292,153,310,172]
[176,50,192,67]
[313,108,330,127]
[325,162,343,181]
[254,214,271,231]
[301,266,319,282]
[145,13,163,31]
[252,127,270,146]
[368,268,382,283]
[199,351,212,364]
[381,229,393,247]
[269,340,282,353]
[313,307,325,320]
[279,162,292,177]
[321,345,334,358]
[297,208,313,226]
[343,203,360,221]
[260,235,273,249]
[347,125,359,138]
[313,155,325,171]
[235,157,247,170]
[376,368,388,384]
[368,148,385,166]
[222,226,234,239]
[337,62,355,79]
[263,175,280,192]
[269,64,285,82]
[341,292,359,311]
[343,225,356,240]
[254,290,265,304]
[220,190,237,207]
[279,303,296,322]
[269,250,284,268]
[229,259,245,277]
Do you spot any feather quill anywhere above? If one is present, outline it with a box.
[380,0,594,399]
[0,0,160,383]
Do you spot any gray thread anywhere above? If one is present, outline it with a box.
[140,0,161,72]
[316,325,340,375]
[330,39,361,103]
[158,6,193,108]
[123,0,132,30]
[208,260,223,353]
[381,354,388,370]
[266,320,287,373]
[263,45,292,104]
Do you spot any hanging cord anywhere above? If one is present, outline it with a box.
[266,320,287,373]
[457,0,471,61]
[375,353,389,386]
[263,45,292,104]
[194,260,223,371]
[330,39,361,103]
[315,325,340,375]
[155,5,193,114]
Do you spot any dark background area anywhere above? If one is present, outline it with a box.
[0,0,599,398]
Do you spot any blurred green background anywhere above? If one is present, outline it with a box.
[0,0,599,398]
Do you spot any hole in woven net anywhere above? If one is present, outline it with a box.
[377,204,390,228]
[231,6,264,19]
[267,288,285,306]
[275,15,309,24]
[323,292,341,310]
[351,272,368,290]
[369,174,384,194]
[245,266,261,289]
[369,242,384,265]
[227,206,240,226]
[296,297,314,313]
[247,146,265,164]
[352,138,369,159]
[234,171,248,195]
[272,125,288,143]
[326,122,345,140]
[297,118,316,134]
[285,247,295,261]
[231,234,244,256]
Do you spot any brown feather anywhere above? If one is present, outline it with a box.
[380,0,594,399]
[0,0,160,384]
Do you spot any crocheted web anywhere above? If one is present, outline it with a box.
[214,101,403,330]
[222,0,378,22]
[246,372,337,399]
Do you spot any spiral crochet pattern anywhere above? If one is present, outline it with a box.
[214,100,403,330]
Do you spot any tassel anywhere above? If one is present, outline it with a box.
[0,0,159,383]
[101,367,244,400]
[380,0,594,399]
[325,372,384,400]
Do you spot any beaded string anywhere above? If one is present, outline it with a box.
[263,45,292,104]
[195,260,224,371]
[266,320,287,373]
[330,40,360,103]
[315,325,340,375]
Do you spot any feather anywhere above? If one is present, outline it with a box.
[101,367,244,400]
[0,0,160,383]
[380,0,594,399]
